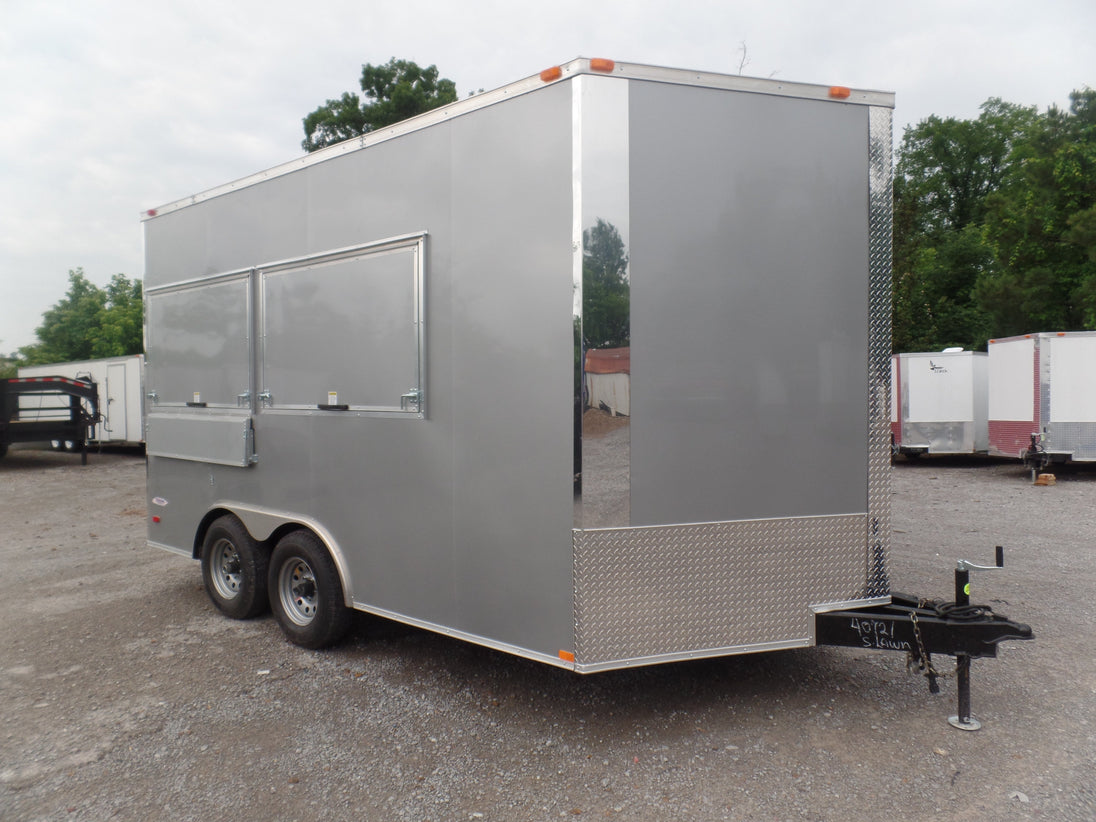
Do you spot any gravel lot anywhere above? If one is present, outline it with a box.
[1,447,1093,821]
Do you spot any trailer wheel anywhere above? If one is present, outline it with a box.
[200,515,269,619]
[269,531,350,650]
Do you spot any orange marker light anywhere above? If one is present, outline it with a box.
[590,58,615,73]
[559,650,575,663]
[829,86,852,99]
[540,66,563,82]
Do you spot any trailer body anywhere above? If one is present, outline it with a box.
[142,59,895,671]
[891,351,988,456]
[988,331,1096,464]
[18,355,145,447]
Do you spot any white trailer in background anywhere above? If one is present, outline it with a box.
[988,331,1096,467]
[890,350,988,457]
[18,354,145,447]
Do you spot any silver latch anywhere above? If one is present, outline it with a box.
[237,391,251,408]
[146,390,159,404]
[258,390,273,407]
[400,388,422,413]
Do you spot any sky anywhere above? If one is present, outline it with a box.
[1,0,1092,354]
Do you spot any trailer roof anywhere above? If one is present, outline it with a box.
[142,57,895,220]
[989,330,1096,344]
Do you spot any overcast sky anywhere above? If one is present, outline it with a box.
[2,0,1092,354]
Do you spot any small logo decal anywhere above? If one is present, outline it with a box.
[152,497,169,507]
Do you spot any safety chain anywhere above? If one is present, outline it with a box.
[906,610,954,690]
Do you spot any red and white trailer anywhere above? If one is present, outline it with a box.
[891,350,988,457]
[988,331,1096,467]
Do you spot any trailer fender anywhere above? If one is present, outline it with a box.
[201,502,355,609]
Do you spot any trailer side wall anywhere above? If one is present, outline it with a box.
[145,83,577,663]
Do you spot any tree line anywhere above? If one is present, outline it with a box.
[893,88,1096,352]
[3,61,1091,380]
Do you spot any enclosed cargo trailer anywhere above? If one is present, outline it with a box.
[891,350,988,457]
[143,57,1003,676]
[18,355,145,447]
[988,331,1096,467]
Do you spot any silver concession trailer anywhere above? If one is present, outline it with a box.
[143,60,1030,699]
[891,350,989,457]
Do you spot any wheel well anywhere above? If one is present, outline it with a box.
[193,508,279,560]
[267,522,309,549]
[193,508,233,559]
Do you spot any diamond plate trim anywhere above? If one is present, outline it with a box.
[573,515,869,666]
[867,106,894,598]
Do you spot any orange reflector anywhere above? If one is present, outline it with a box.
[1058,332,1066,336]
[540,66,563,82]
[829,86,852,99]
[590,58,615,73]
[559,650,575,663]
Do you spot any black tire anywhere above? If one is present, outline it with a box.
[200,515,270,619]
[268,530,351,649]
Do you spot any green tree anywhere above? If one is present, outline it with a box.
[0,350,17,380]
[892,99,1040,351]
[90,274,144,358]
[978,89,1096,333]
[19,269,143,365]
[582,219,629,349]
[302,58,458,152]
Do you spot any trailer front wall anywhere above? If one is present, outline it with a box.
[573,78,892,668]
[145,83,577,664]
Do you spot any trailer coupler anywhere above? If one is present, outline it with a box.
[815,546,1033,731]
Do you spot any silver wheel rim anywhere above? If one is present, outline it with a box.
[209,538,242,600]
[278,558,318,626]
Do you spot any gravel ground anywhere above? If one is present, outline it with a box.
[1,447,1093,821]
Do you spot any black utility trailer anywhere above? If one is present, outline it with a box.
[0,376,100,464]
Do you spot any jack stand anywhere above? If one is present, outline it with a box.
[947,546,1004,731]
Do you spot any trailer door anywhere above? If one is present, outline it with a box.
[105,361,127,442]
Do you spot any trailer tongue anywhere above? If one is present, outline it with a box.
[816,547,1033,730]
